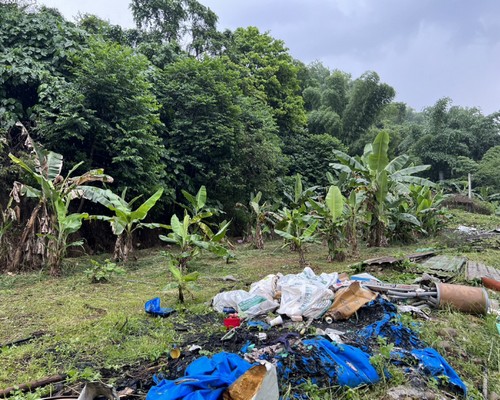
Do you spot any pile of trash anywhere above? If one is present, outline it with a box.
[146,265,487,399]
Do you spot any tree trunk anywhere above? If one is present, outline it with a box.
[178,286,184,303]
[255,224,264,250]
[347,221,359,257]
[113,232,133,262]
[8,204,42,272]
[298,247,306,268]
[369,219,388,247]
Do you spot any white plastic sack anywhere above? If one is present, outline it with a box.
[276,267,337,319]
[249,274,281,301]
[212,289,279,318]
[237,295,279,319]
[212,290,252,313]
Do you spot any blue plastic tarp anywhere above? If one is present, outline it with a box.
[145,297,176,317]
[146,352,253,400]
[302,337,380,387]
[357,299,467,396]
[411,348,467,395]
[357,299,422,349]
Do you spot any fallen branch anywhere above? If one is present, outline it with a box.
[0,374,66,397]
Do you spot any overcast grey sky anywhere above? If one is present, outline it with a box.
[39,0,500,114]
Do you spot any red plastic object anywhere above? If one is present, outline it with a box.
[224,316,241,329]
[482,276,500,292]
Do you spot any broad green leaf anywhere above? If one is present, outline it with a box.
[159,235,177,244]
[303,219,319,238]
[181,189,197,209]
[329,163,352,175]
[170,214,183,236]
[129,188,163,222]
[44,151,64,181]
[169,263,183,281]
[195,186,207,211]
[184,271,200,282]
[386,154,409,174]
[294,174,303,204]
[252,191,262,205]
[274,229,295,240]
[368,131,390,173]
[332,149,366,172]
[212,220,231,242]
[398,213,422,226]
[325,186,344,222]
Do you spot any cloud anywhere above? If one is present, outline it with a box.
[37,0,500,113]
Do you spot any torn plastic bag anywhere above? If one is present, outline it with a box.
[146,352,253,400]
[326,281,378,320]
[304,338,380,387]
[277,267,337,319]
[145,298,176,317]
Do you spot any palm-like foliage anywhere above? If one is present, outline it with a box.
[309,185,346,261]
[8,127,112,275]
[83,187,164,262]
[330,130,434,246]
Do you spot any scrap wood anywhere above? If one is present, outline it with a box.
[466,261,500,282]
[362,256,401,266]
[0,374,67,397]
[405,250,436,262]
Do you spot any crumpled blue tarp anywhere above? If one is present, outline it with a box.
[262,337,379,389]
[357,298,423,349]
[145,297,176,317]
[357,299,467,396]
[302,337,380,387]
[411,348,467,395]
[146,352,253,400]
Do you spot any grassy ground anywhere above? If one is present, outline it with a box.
[1,209,500,399]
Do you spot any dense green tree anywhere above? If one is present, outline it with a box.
[155,57,284,212]
[130,0,218,57]
[288,133,347,187]
[475,146,500,192]
[225,27,307,139]
[408,98,500,180]
[0,3,87,130]
[342,72,395,145]
[36,39,167,197]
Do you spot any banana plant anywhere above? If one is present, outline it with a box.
[282,173,320,208]
[8,134,112,275]
[275,206,319,267]
[163,261,199,303]
[83,187,164,262]
[344,190,365,257]
[236,191,276,249]
[330,130,434,247]
[160,213,231,271]
[309,185,346,261]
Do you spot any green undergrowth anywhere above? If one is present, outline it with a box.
[1,210,500,398]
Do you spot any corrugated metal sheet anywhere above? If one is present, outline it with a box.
[419,256,466,280]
